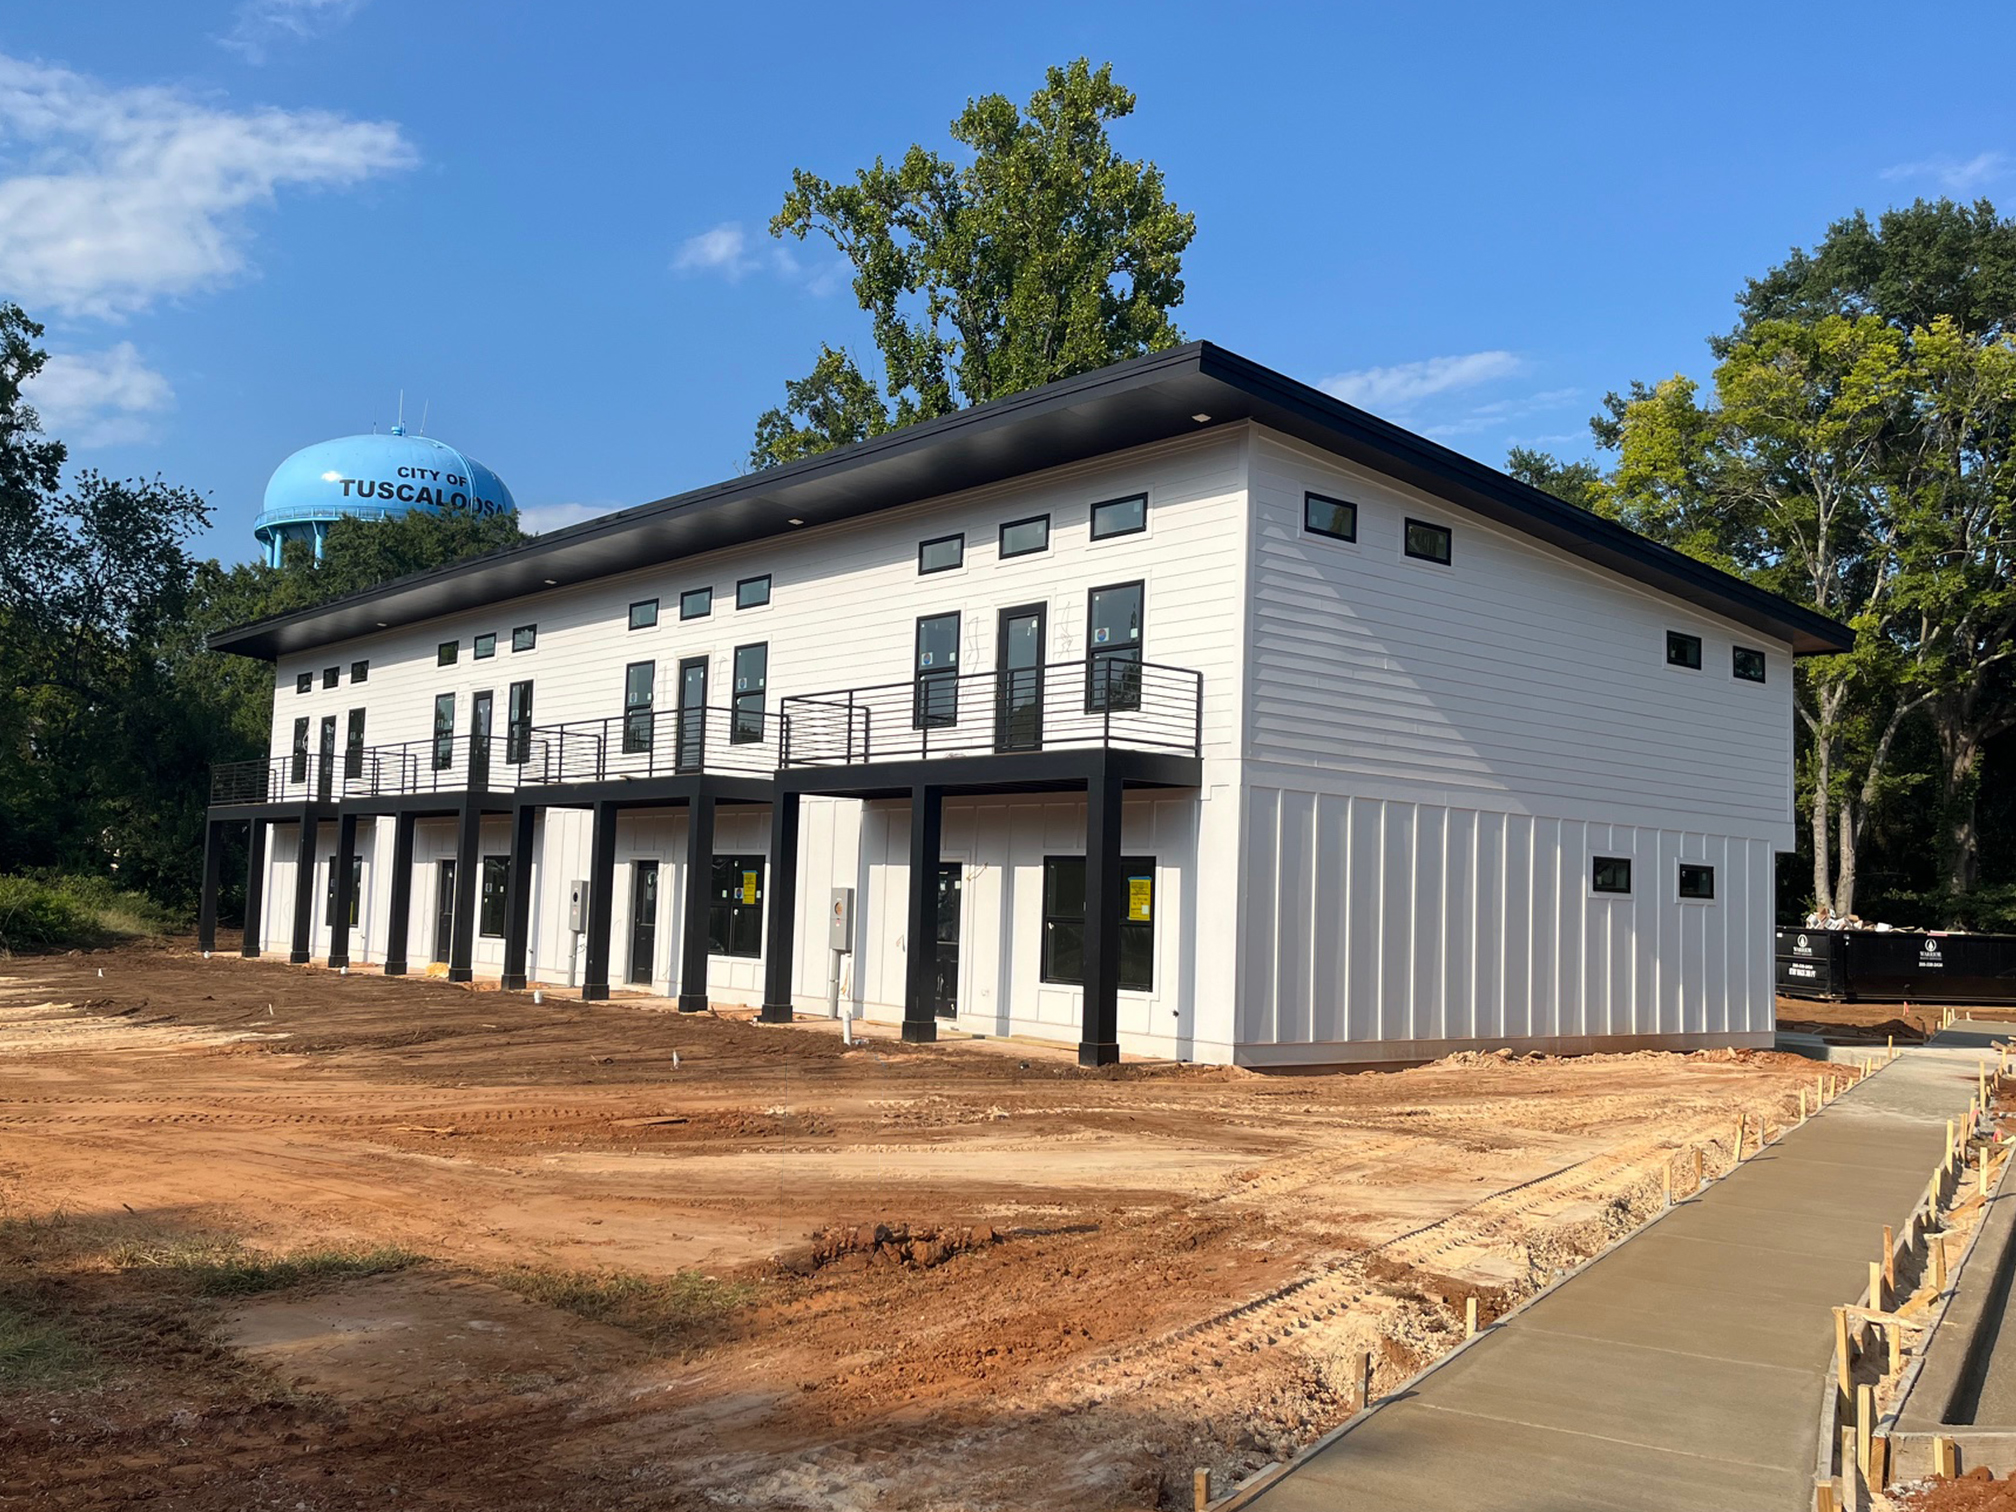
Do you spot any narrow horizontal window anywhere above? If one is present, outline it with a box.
[999,515,1050,558]
[295,672,313,694]
[350,660,369,683]
[511,624,537,652]
[437,641,458,667]
[919,533,964,574]
[1090,493,1147,540]
[1591,856,1632,895]
[629,599,659,630]
[736,574,771,609]
[1403,518,1452,564]
[1304,492,1358,542]
[1678,863,1716,900]
[473,632,496,659]
[1666,631,1703,670]
[322,666,340,689]
[1732,646,1766,683]
[680,586,713,620]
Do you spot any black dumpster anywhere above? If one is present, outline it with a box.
[1775,928,2016,1004]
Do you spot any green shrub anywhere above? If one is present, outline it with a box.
[0,873,182,954]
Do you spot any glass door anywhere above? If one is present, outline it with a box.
[676,656,708,772]
[316,715,336,801]
[994,604,1046,752]
[469,690,494,784]
[629,861,658,986]
[933,861,961,1018]
[432,859,456,964]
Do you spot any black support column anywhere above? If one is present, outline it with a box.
[328,812,359,968]
[582,800,618,1001]
[240,819,267,958]
[759,791,800,1023]
[1079,760,1123,1067]
[902,783,944,1043]
[678,793,716,1013]
[382,811,416,975]
[198,819,223,953]
[447,799,482,983]
[288,808,318,964]
[500,802,538,991]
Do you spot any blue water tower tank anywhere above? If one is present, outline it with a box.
[253,427,516,567]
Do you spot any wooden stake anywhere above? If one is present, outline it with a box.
[1356,1350,1373,1412]
[1800,1087,1809,1123]
[1870,1259,1885,1313]
[1888,1318,1903,1375]
[1934,1234,1949,1290]
[1981,1161,1991,1199]
[1933,1435,1958,1478]
[1734,1117,1746,1163]
[1465,1295,1479,1338]
[1882,1226,1895,1291]
[1834,1307,1853,1396]
[1193,1467,1212,1512]
[1693,1146,1704,1192]
[1869,1433,1891,1490]
[1814,1481,1839,1512]
[1663,1160,1674,1208]
[1856,1383,1873,1472]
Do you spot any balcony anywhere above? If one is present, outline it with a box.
[519,706,782,785]
[778,658,1203,767]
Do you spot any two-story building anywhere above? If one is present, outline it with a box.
[197,342,1851,1067]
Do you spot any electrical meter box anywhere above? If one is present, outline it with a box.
[568,879,589,933]
[828,887,854,952]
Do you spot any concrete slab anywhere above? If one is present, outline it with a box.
[1514,1273,1835,1371]
[1654,1192,1903,1258]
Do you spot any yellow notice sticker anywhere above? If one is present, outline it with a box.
[1127,876,1152,922]
[741,872,759,905]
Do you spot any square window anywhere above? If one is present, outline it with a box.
[437,641,458,667]
[511,624,537,652]
[1305,492,1358,542]
[1667,631,1703,670]
[1040,855,1155,991]
[1592,856,1633,895]
[736,574,771,609]
[1733,646,1766,683]
[479,855,509,937]
[1678,863,1716,900]
[322,666,340,689]
[918,533,964,574]
[473,632,496,659]
[707,855,765,957]
[680,587,712,620]
[1403,518,1452,564]
[1090,493,1147,540]
[351,660,369,683]
[296,672,313,694]
[629,599,659,631]
[999,515,1050,558]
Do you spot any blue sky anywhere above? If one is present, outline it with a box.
[4,1,2012,558]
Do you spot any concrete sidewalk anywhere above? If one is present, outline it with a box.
[1235,1028,2000,1512]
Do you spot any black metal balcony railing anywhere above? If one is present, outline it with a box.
[207,733,536,807]
[778,658,1203,767]
[524,705,782,784]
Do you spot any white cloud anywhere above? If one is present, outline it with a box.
[0,53,416,318]
[1880,151,2007,194]
[520,500,617,534]
[23,341,174,446]
[672,218,847,294]
[1319,350,1523,412]
[219,0,364,63]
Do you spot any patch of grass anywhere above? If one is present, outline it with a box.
[0,1300,94,1387]
[494,1266,757,1344]
[110,1236,422,1296]
[0,873,184,954]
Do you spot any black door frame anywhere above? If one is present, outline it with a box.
[432,858,457,964]
[629,859,659,986]
[994,602,1047,752]
[316,714,337,800]
[470,688,495,782]
[676,656,708,773]
[933,859,962,1018]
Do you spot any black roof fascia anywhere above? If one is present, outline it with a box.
[208,341,1852,660]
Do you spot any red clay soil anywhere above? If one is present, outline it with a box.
[1899,1469,2016,1510]
[0,939,1835,1511]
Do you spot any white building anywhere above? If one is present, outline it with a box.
[199,343,1850,1067]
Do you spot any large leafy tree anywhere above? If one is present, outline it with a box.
[750,59,1195,468]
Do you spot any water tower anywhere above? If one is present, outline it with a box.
[253,426,517,567]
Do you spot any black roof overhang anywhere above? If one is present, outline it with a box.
[208,342,1854,660]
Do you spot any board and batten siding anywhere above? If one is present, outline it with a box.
[1231,429,1792,1059]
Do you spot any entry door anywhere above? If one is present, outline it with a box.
[432,859,457,964]
[676,657,708,773]
[933,861,962,1018]
[629,861,659,986]
[469,690,494,782]
[994,604,1046,752]
[316,715,337,801]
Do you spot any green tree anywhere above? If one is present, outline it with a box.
[1505,446,1603,510]
[751,58,1195,467]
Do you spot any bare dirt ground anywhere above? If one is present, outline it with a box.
[1,939,1832,1511]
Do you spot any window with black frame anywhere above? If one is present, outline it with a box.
[1040,856,1155,991]
[708,856,764,956]
[506,680,533,765]
[345,708,365,780]
[731,644,767,743]
[479,855,508,937]
[913,612,960,729]
[432,693,455,771]
[291,717,309,783]
[1086,581,1143,712]
[623,661,654,754]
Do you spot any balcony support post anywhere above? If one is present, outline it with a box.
[1079,758,1123,1068]
[447,798,482,983]
[902,783,944,1043]
[198,818,224,953]
[582,800,618,1001]
[328,812,359,968]
[240,819,267,959]
[500,802,538,991]
[759,790,800,1023]
[288,806,318,965]
[678,793,716,1013]
[382,812,416,975]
